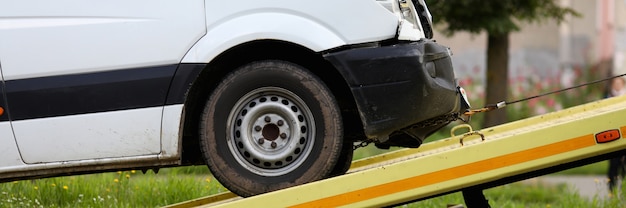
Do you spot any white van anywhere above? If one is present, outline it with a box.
[0,0,469,196]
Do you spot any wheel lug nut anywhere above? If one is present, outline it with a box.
[271,142,277,148]
[264,116,271,122]
[254,126,262,132]
[277,120,284,126]
[258,138,265,144]
[280,133,287,139]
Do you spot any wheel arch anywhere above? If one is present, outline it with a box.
[179,40,363,164]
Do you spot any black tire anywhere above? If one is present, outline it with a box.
[199,60,343,197]
[329,140,354,177]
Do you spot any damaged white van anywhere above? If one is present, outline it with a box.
[0,0,469,196]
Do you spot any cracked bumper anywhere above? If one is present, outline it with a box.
[325,40,469,144]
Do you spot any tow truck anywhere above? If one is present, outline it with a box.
[166,94,626,207]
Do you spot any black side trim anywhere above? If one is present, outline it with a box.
[5,65,178,121]
[165,63,205,105]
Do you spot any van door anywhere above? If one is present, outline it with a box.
[0,0,205,163]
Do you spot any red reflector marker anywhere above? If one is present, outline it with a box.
[596,129,621,143]
[0,107,3,116]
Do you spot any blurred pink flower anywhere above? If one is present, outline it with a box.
[534,105,548,115]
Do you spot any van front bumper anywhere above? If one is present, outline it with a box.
[325,40,469,147]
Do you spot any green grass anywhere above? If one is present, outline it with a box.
[0,169,224,208]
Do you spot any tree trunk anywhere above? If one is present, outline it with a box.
[483,33,509,128]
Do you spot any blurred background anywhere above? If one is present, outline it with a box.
[435,0,626,126]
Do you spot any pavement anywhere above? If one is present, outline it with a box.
[521,175,613,200]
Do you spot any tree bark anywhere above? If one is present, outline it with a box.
[483,33,509,128]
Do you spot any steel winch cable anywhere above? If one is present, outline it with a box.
[463,73,626,116]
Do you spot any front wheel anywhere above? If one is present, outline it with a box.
[199,60,344,197]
